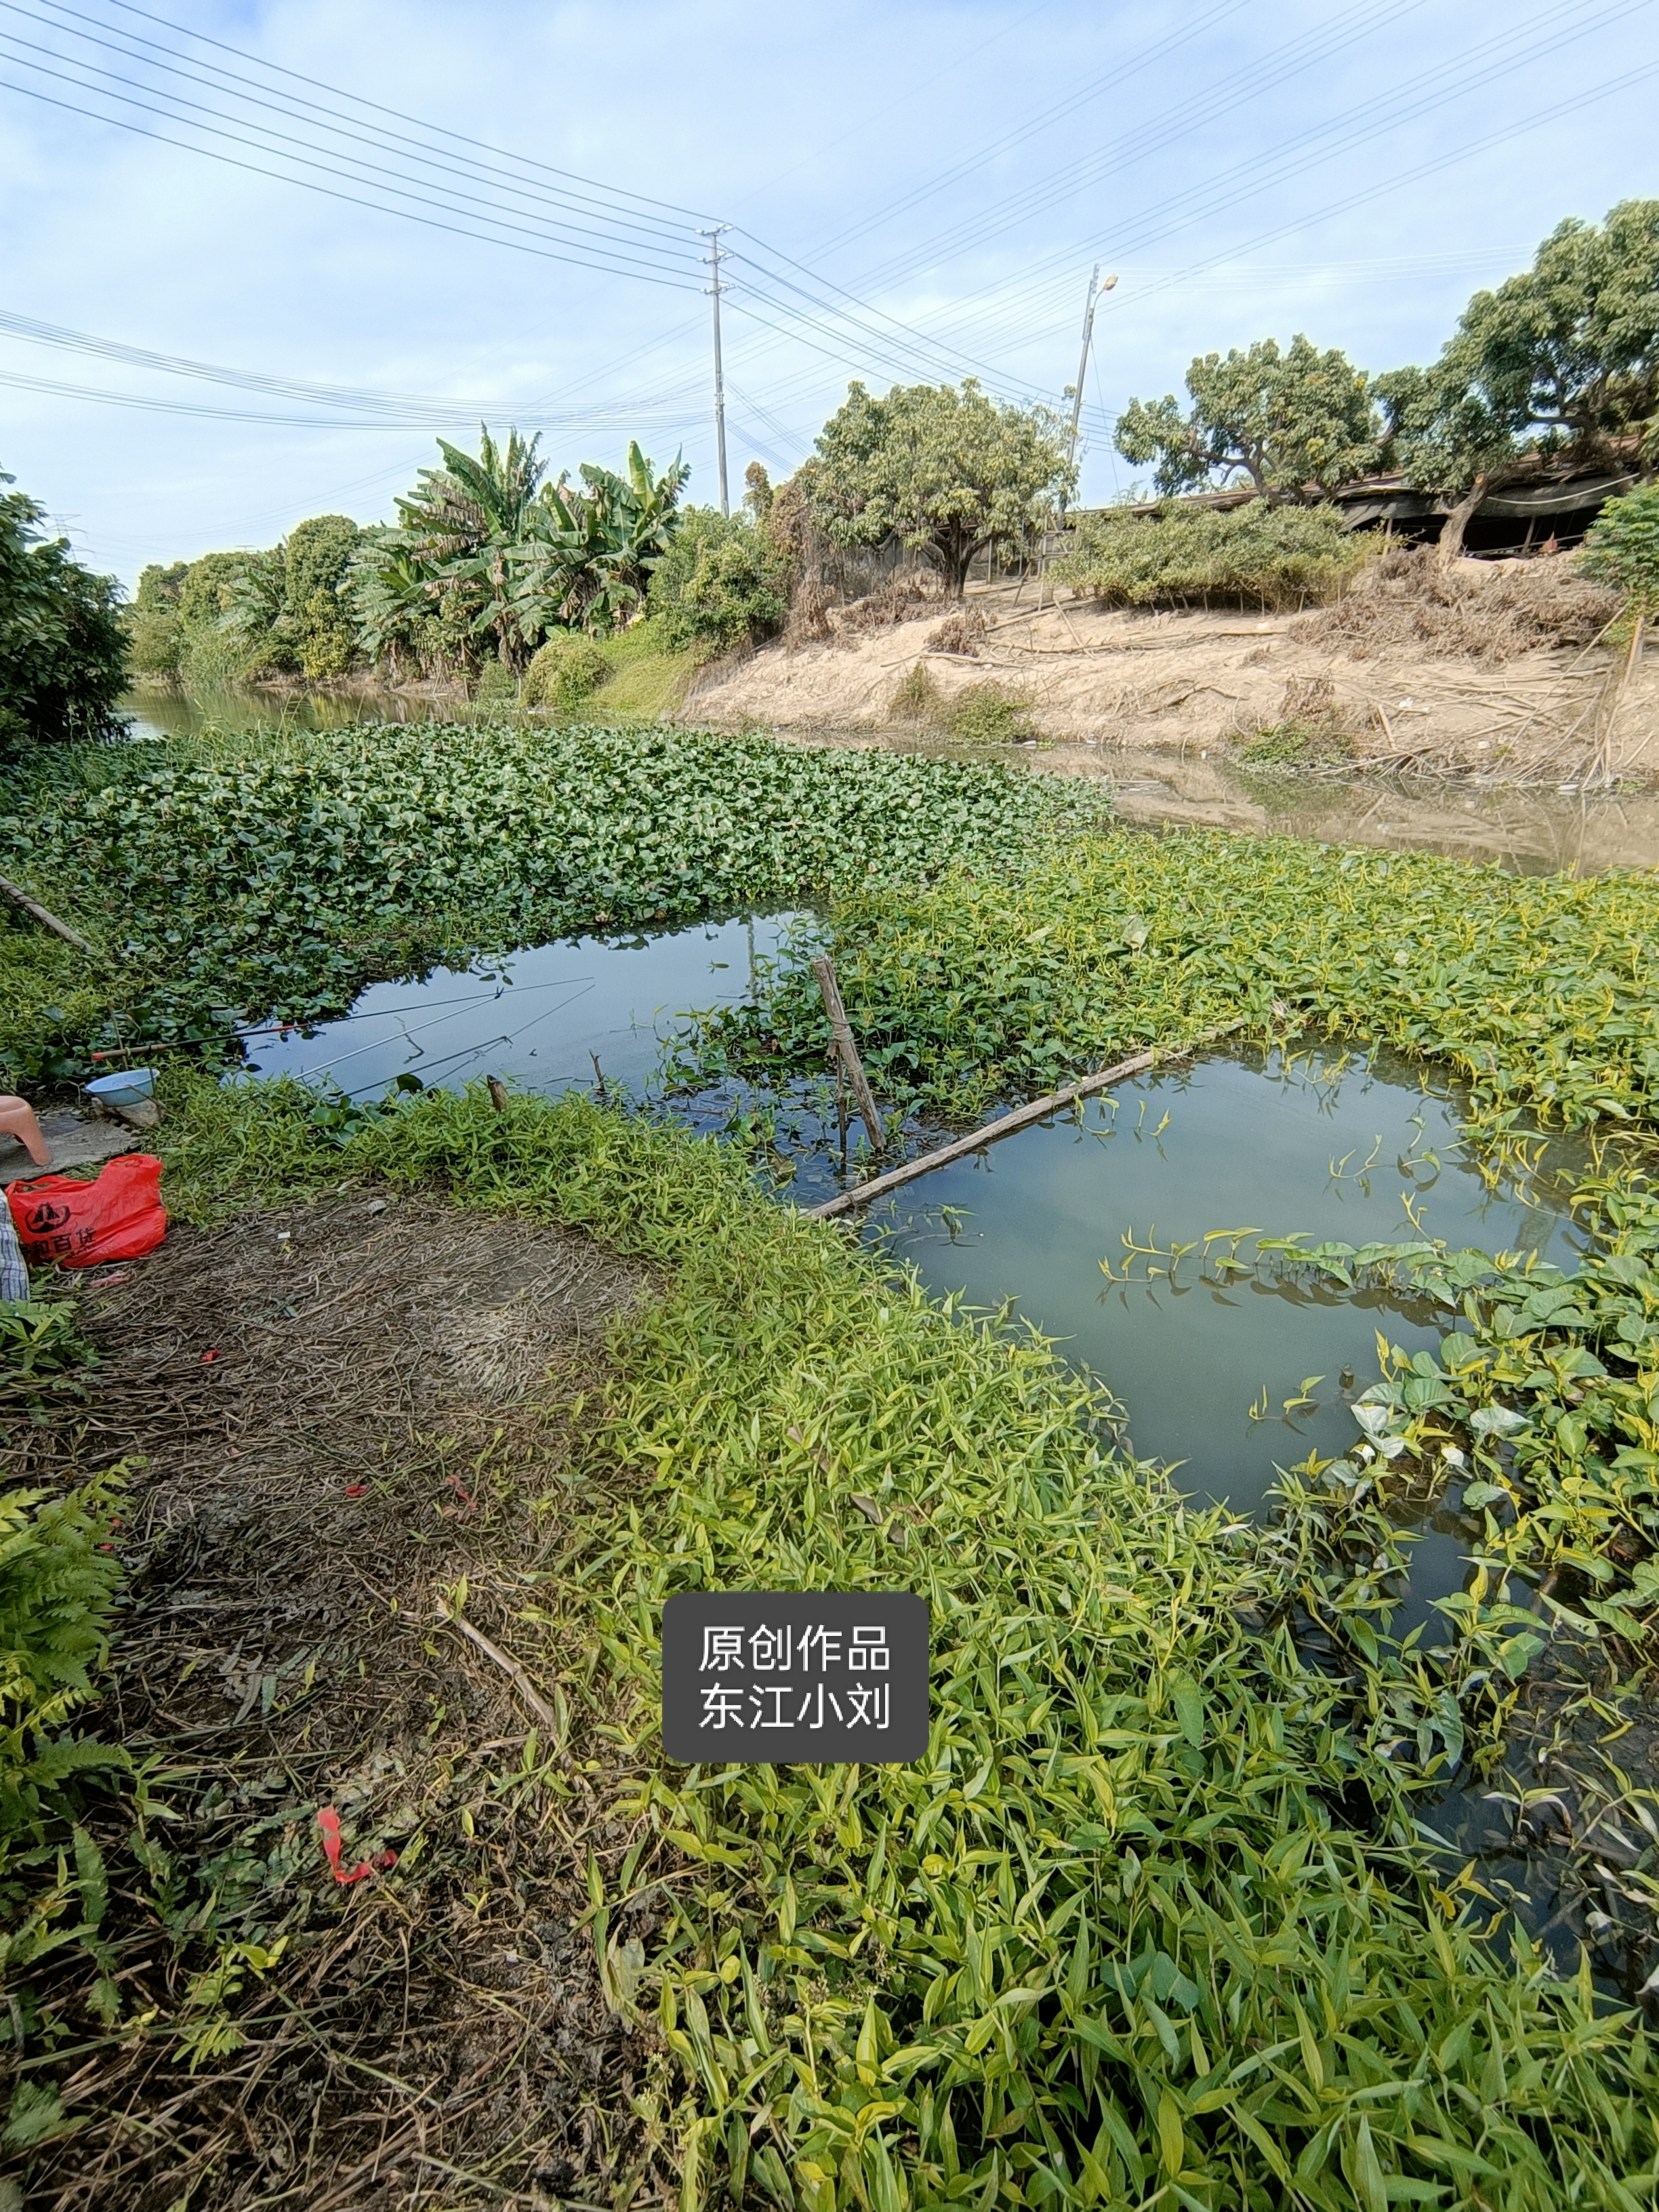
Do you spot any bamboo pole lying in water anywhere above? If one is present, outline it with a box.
[805,1033,1226,1221]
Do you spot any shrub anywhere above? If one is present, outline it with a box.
[888,662,941,721]
[1054,497,1370,611]
[648,508,788,661]
[125,608,183,679]
[945,681,1036,743]
[1580,480,1659,613]
[472,656,520,708]
[521,630,610,712]
[0,470,129,752]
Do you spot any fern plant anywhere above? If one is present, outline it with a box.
[0,1298,98,1420]
[0,1467,127,1999]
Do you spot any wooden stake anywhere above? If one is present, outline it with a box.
[805,1027,1236,1220]
[0,872,94,954]
[812,955,884,1150]
[434,1600,560,1736]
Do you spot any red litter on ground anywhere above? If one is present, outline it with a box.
[201,1349,220,1364]
[343,1483,367,1498]
[316,1807,396,1887]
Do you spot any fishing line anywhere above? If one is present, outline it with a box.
[251,981,597,1084]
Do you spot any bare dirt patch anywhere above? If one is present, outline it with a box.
[7,1196,674,2212]
[684,567,1658,783]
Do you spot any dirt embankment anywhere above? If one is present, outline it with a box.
[686,558,1658,785]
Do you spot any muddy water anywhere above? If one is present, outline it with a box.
[121,685,466,741]
[806,729,1659,875]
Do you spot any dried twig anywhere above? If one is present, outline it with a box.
[433,1601,561,1736]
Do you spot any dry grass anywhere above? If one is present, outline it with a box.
[6,1196,674,2212]
[1294,546,1622,665]
[828,569,941,640]
[924,606,986,658]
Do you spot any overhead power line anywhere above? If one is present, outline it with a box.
[3,0,1032,398]
[0,306,695,426]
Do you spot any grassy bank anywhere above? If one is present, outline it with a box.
[143,1075,1659,2208]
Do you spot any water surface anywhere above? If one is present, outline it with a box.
[871,1045,1582,1521]
[236,914,796,1100]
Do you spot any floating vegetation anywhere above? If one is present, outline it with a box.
[0,722,1112,1084]
[686,825,1659,1133]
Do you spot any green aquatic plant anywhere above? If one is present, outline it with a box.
[686,826,1659,1133]
[943,680,1037,743]
[0,723,1113,1084]
[1236,717,1349,768]
[160,1073,1659,2212]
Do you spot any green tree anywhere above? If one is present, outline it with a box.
[648,508,789,659]
[396,426,548,669]
[805,380,1071,597]
[371,429,687,668]
[280,515,363,676]
[0,469,127,750]
[127,560,188,677]
[1580,481,1659,613]
[1382,200,1659,563]
[1115,335,1378,501]
[509,443,689,640]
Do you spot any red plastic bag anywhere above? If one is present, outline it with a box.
[7,1154,167,1269]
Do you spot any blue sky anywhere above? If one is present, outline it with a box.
[1,0,1655,584]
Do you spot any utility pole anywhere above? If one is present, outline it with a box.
[1064,266,1118,506]
[703,226,731,518]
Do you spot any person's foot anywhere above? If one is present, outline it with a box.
[0,1096,52,1166]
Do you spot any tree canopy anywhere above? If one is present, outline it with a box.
[1115,335,1378,501]
[1377,200,1659,558]
[804,379,1071,596]
[648,507,790,660]
[360,429,689,671]
[0,467,127,751]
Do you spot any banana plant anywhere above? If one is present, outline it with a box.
[354,431,692,671]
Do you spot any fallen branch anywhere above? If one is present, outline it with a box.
[806,1029,1236,1220]
[434,1601,561,1736]
[0,870,95,954]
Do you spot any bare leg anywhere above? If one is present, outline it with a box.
[0,1096,52,1166]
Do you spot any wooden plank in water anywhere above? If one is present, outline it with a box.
[804,1040,1199,1221]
